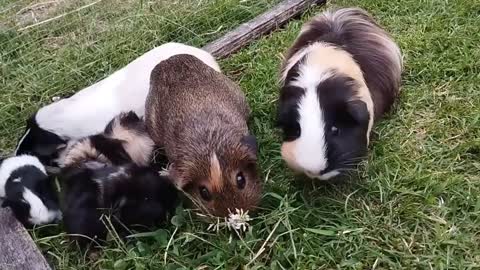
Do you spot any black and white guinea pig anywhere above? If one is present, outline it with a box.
[14,42,220,166]
[0,155,61,227]
[58,111,155,168]
[277,7,403,180]
[60,162,178,247]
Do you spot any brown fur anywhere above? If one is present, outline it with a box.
[145,54,261,217]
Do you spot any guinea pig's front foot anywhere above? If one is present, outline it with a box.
[158,163,174,177]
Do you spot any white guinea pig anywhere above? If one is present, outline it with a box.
[0,155,62,226]
[277,8,403,180]
[14,42,220,165]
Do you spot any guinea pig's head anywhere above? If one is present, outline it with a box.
[1,157,61,226]
[15,115,67,166]
[117,168,178,227]
[277,70,371,180]
[173,135,261,217]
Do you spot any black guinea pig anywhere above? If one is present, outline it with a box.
[0,155,61,227]
[61,162,178,247]
[277,7,403,180]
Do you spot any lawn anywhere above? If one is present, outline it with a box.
[1,0,480,269]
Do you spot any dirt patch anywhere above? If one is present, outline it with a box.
[15,0,67,27]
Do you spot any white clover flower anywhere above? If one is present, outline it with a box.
[206,208,252,233]
[227,208,251,232]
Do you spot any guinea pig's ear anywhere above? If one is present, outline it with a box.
[241,135,258,155]
[346,100,370,124]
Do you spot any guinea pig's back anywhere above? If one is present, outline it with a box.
[283,7,402,118]
[145,54,249,147]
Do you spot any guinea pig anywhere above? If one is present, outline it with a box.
[61,163,178,247]
[145,54,261,218]
[277,7,403,180]
[14,43,220,166]
[0,155,61,227]
[58,111,155,168]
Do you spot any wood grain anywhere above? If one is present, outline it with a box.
[0,208,51,270]
[203,0,325,58]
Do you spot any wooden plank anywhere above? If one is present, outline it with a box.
[0,208,51,270]
[203,0,325,58]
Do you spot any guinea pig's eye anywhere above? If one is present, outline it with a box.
[199,186,212,201]
[236,172,246,189]
[331,126,339,136]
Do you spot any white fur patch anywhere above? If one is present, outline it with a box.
[307,170,340,181]
[289,63,333,175]
[23,188,61,225]
[36,43,220,140]
[0,155,46,197]
[12,178,21,183]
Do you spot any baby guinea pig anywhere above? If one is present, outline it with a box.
[277,7,403,180]
[14,42,220,166]
[58,111,155,168]
[0,155,61,227]
[61,162,178,247]
[145,54,261,217]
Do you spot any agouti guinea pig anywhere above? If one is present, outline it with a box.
[14,43,220,166]
[0,155,61,227]
[277,7,403,180]
[145,54,261,217]
[58,111,155,168]
[61,163,178,247]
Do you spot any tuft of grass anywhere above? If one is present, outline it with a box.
[2,0,480,269]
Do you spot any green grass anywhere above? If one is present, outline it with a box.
[1,0,480,269]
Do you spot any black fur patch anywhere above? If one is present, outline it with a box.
[316,74,369,173]
[89,135,132,165]
[61,167,106,247]
[277,60,305,142]
[15,115,66,166]
[61,164,178,248]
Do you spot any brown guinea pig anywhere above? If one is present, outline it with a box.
[145,54,261,217]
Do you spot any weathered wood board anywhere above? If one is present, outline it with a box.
[0,208,51,270]
[203,0,325,58]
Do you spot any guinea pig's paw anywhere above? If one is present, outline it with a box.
[158,163,173,176]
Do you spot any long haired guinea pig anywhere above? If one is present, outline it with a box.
[277,7,403,180]
[58,111,155,168]
[61,163,178,247]
[14,43,220,166]
[145,54,261,217]
[0,155,61,227]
